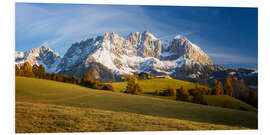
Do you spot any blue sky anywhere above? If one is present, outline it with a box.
[15,3,258,69]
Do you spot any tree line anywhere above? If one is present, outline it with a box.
[153,77,235,105]
[154,77,257,109]
[122,74,234,99]
[15,62,114,91]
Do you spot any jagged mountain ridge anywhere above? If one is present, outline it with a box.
[56,31,212,78]
[15,46,61,73]
[15,31,258,90]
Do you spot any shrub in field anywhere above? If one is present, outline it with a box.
[102,84,114,92]
[132,84,142,95]
[192,90,207,105]
[81,79,105,90]
[163,87,176,96]
[176,87,190,102]
[126,76,142,95]
[155,89,160,96]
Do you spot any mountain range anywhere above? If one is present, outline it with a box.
[15,45,61,73]
[15,31,257,89]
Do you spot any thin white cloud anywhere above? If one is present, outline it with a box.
[16,3,199,51]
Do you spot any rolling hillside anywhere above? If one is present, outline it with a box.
[110,78,209,92]
[15,77,258,132]
[204,95,257,112]
[16,101,248,133]
[110,78,257,112]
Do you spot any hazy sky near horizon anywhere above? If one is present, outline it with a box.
[15,3,258,69]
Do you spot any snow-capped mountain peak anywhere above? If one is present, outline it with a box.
[56,31,212,78]
[15,45,61,73]
[142,30,158,40]
[15,31,213,80]
[173,34,185,40]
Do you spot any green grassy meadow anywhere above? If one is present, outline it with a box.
[109,78,209,92]
[204,95,257,112]
[110,78,257,112]
[15,77,258,132]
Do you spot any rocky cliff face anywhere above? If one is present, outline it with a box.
[56,31,213,78]
[15,45,61,73]
[167,35,212,65]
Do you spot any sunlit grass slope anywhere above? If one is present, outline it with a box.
[110,78,209,92]
[204,95,257,112]
[111,78,257,112]
[16,101,248,133]
[145,94,257,112]
[16,77,257,132]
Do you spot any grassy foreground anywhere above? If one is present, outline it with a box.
[15,77,258,132]
[16,101,247,133]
